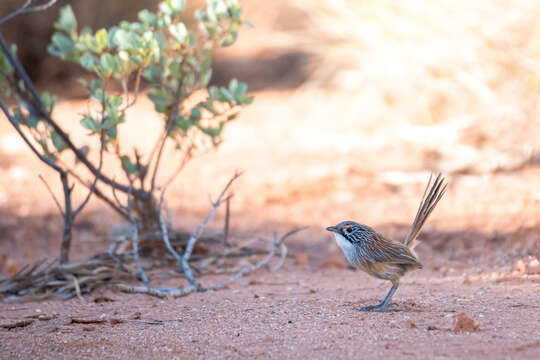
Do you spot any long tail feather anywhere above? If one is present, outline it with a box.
[405,173,447,251]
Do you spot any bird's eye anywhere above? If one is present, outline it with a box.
[343,227,351,233]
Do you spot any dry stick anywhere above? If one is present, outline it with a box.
[117,226,307,298]
[111,182,150,288]
[0,0,58,25]
[148,57,187,194]
[61,166,128,220]
[0,100,63,173]
[0,99,75,264]
[223,196,231,246]
[181,172,242,285]
[67,274,85,302]
[131,220,150,288]
[58,169,73,264]
[60,132,105,264]
[38,174,64,215]
[157,207,183,268]
[119,68,143,112]
[72,136,105,218]
[159,143,195,199]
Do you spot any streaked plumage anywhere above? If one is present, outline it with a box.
[327,173,447,312]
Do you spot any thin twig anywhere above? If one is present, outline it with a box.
[0,99,63,173]
[119,68,143,112]
[59,172,73,264]
[223,196,231,246]
[72,131,105,218]
[159,142,195,199]
[38,174,64,216]
[63,167,129,220]
[131,220,150,288]
[181,172,242,285]
[206,227,306,290]
[0,0,58,25]
[67,274,85,302]
[157,207,183,268]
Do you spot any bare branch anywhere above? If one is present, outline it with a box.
[60,165,129,220]
[59,172,73,264]
[0,100,64,173]
[157,207,183,268]
[116,284,197,298]
[203,226,306,291]
[72,122,106,218]
[159,142,195,199]
[182,171,242,261]
[131,220,150,288]
[119,68,143,112]
[223,196,231,246]
[0,0,58,26]
[38,174,64,216]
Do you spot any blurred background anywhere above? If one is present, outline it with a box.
[1,0,539,275]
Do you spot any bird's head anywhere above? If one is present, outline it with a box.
[326,221,373,243]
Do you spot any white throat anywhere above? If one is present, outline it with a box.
[333,232,355,253]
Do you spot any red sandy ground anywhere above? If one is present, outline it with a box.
[0,91,539,359]
[2,0,540,358]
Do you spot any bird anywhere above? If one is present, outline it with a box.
[326,173,447,312]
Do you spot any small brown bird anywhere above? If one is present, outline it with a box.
[326,173,447,312]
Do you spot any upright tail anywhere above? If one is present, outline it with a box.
[405,173,447,251]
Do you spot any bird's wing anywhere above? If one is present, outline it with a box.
[362,232,421,266]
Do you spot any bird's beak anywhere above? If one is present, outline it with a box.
[326,226,338,233]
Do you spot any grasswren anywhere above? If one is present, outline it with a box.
[326,173,446,312]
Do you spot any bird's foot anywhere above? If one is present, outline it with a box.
[353,302,398,313]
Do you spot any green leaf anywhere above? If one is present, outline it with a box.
[114,29,139,49]
[147,89,173,113]
[80,115,99,131]
[236,94,254,105]
[41,92,57,113]
[190,107,201,121]
[90,79,103,101]
[220,31,238,47]
[50,33,75,56]
[55,6,77,34]
[107,94,123,108]
[199,121,225,138]
[176,116,193,132]
[168,61,181,78]
[79,52,98,71]
[168,0,186,13]
[200,67,213,87]
[200,101,218,115]
[228,78,238,93]
[143,65,162,83]
[220,88,235,102]
[25,115,40,128]
[106,126,118,142]
[51,131,67,153]
[183,72,194,86]
[138,9,158,26]
[99,53,120,76]
[235,81,247,96]
[120,155,137,175]
[95,29,109,52]
[169,23,187,43]
[107,26,119,48]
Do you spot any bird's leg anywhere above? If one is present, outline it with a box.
[354,283,399,313]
